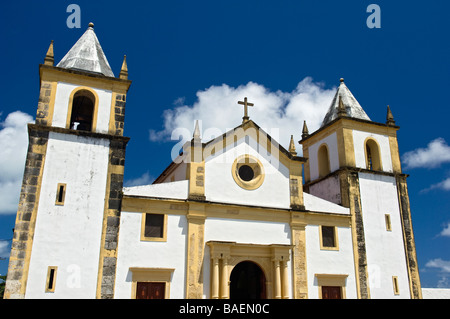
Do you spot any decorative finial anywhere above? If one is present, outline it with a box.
[340,78,344,83]
[119,55,128,80]
[289,135,297,156]
[88,22,94,29]
[386,105,395,126]
[44,40,54,66]
[338,95,347,117]
[193,120,201,141]
[237,97,254,123]
[302,120,309,139]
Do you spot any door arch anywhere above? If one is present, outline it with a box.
[230,261,266,299]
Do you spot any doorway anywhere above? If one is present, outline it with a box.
[230,261,266,299]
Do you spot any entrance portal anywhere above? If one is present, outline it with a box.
[230,261,266,299]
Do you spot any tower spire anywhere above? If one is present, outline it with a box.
[386,105,395,126]
[44,40,54,66]
[302,120,309,139]
[193,120,201,141]
[289,135,297,156]
[119,55,128,80]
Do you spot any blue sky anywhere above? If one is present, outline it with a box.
[1,0,450,289]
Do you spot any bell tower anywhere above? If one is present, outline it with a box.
[299,79,421,299]
[4,23,131,299]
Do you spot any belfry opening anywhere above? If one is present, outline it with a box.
[70,90,95,131]
[230,261,266,299]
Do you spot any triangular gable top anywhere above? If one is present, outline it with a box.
[321,79,370,127]
[56,23,115,77]
[153,120,305,183]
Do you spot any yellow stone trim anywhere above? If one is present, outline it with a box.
[55,183,66,206]
[389,135,402,173]
[65,86,99,132]
[317,143,331,178]
[231,154,265,190]
[129,267,174,299]
[40,65,131,94]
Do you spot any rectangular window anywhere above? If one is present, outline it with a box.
[136,282,166,299]
[141,213,167,241]
[55,183,66,205]
[45,266,58,292]
[385,214,392,231]
[320,226,338,250]
[393,276,400,295]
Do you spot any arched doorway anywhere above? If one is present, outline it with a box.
[230,261,266,299]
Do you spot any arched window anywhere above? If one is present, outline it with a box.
[365,139,382,171]
[318,144,331,178]
[69,90,95,131]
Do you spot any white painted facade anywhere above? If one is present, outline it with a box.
[205,136,291,209]
[359,172,410,298]
[26,132,110,298]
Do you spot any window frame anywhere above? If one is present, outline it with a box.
[141,213,168,242]
[319,225,339,250]
[55,183,66,205]
[45,266,58,293]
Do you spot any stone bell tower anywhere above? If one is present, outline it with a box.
[299,78,421,299]
[4,23,131,299]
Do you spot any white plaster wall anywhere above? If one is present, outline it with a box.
[308,175,341,204]
[26,132,110,298]
[352,131,393,172]
[114,213,187,299]
[204,218,292,298]
[204,136,290,209]
[308,132,339,181]
[358,173,410,298]
[52,82,113,133]
[305,225,357,299]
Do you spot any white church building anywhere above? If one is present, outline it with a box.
[4,24,423,299]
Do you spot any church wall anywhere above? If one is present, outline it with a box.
[305,224,358,299]
[358,173,411,298]
[51,82,113,133]
[307,174,341,204]
[114,213,187,299]
[204,137,290,209]
[25,132,110,298]
[307,132,339,181]
[352,131,393,172]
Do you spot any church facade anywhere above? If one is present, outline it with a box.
[4,24,422,299]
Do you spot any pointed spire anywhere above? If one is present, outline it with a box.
[302,120,309,139]
[193,120,201,141]
[321,78,371,127]
[119,55,128,80]
[56,22,114,77]
[44,40,54,66]
[289,135,297,156]
[386,105,395,126]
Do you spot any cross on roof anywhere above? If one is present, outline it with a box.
[237,97,254,123]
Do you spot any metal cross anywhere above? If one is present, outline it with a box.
[237,97,254,123]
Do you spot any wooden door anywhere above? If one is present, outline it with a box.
[321,286,342,299]
[136,282,166,299]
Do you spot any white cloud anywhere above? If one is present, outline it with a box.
[0,111,34,214]
[421,177,450,193]
[439,222,450,237]
[402,138,450,169]
[149,77,337,154]
[425,258,450,273]
[124,171,154,187]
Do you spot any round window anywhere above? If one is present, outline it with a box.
[231,155,265,190]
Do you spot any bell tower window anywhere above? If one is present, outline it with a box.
[318,144,331,178]
[365,139,382,171]
[69,90,95,131]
